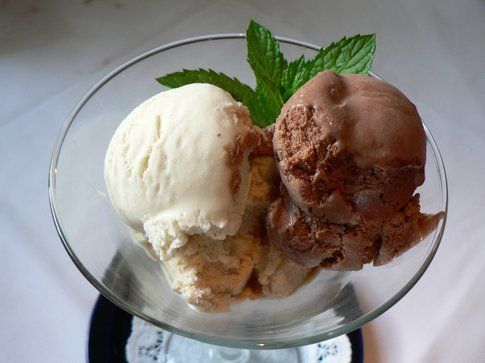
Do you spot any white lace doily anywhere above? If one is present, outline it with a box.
[126,317,352,363]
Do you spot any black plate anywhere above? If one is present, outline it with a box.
[88,295,364,363]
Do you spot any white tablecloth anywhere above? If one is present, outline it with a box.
[1,0,484,362]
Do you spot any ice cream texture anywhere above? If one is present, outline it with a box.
[267,70,443,270]
[151,154,311,311]
[105,83,258,258]
[105,83,311,311]
[130,152,312,311]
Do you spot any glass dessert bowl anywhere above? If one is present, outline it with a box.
[49,35,447,352]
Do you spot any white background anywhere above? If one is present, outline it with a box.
[1,0,484,362]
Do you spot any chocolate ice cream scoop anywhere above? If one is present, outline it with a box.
[268,70,443,269]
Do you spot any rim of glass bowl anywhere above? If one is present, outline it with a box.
[48,34,448,349]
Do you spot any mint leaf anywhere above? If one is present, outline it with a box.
[280,55,308,101]
[156,69,268,127]
[246,20,286,121]
[156,68,253,101]
[309,34,375,76]
[254,84,282,126]
[281,34,376,99]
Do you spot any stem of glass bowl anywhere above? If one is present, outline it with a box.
[210,347,250,363]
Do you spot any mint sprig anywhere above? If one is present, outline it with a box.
[156,21,376,127]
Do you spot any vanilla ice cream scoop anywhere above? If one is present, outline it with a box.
[104,84,260,258]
